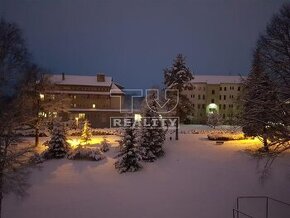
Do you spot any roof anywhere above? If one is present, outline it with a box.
[48,74,124,94]
[192,75,246,84]
[49,74,112,87]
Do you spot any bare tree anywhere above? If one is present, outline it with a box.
[21,65,71,146]
[0,18,37,218]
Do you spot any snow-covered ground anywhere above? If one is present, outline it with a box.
[3,130,290,218]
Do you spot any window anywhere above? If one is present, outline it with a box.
[238,87,241,91]
[220,87,222,91]
[73,95,77,99]
[92,104,96,108]
[73,104,76,108]
[219,95,221,100]
[202,95,205,100]
[198,104,201,109]
[193,94,195,98]
[192,104,195,108]
[224,87,227,91]
[78,113,85,119]
[39,94,44,101]
[212,90,215,95]
[202,104,205,109]
[198,95,201,100]
[211,99,214,103]
[223,104,226,109]
[224,95,226,100]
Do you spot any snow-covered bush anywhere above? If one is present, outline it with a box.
[42,123,70,159]
[100,137,110,152]
[207,132,245,141]
[115,126,142,173]
[68,145,105,161]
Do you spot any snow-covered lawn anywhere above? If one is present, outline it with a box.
[3,133,290,218]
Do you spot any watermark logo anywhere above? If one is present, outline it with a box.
[110,88,179,114]
[110,117,179,129]
[145,89,179,114]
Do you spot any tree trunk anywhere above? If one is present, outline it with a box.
[35,127,39,147]
[263,129,269,152]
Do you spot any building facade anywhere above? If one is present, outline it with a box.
[47,73,125,128]
[182,75,245,124]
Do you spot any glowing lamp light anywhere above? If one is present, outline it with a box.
[134,114,142,122]
[39,93,45,100]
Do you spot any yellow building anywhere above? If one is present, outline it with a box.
[183,75,245,123]
[49,73,125,128]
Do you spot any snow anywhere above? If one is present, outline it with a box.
[192,75,246,84]
[49,74,113,87]
[3,129,290,218]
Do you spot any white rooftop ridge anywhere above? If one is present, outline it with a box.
[49,74,112,86]
[49,74,124,94]
[191,75,246,84]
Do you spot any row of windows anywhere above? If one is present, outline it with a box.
[72,103,109,108]
[190,94,206,100]
[220,86,241,91]
[60,85,109,92]
[71,95,110,99]
[192,104,239,110]
[189,94,236,101]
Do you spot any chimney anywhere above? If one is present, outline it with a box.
[97,73,105,82]
[62,72,65,81]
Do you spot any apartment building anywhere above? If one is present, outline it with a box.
[183,75,245,123]
[47,73,125,128]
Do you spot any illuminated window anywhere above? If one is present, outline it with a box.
[92,104,96,108]
[39,94,45,100]
[78,113,85,119]
[73,95,77,99]
[73,104,76,108]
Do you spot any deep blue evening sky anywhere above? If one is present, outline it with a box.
[0,0,287,88]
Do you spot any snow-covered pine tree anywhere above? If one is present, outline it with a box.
[207,112,223,129]
[139,91,165,161]
[43,122,70,159]
[163,54,194,122]
[115,125,142,173]
[81,120,92,145]
[241,48,280,152]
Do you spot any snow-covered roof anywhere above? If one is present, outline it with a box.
[48,74,124,95]
[49,74,112,87]
[192,75,246,84]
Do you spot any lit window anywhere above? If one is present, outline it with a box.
[39,94,45,100]
[73,95,77,99]
[79,113,85,119]
[73,104,76,108]
[92,104,96,108]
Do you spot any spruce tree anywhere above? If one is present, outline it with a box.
[163,54,194,122]
[81,120,92,145]
[241,48,279,152]
[115,125,142,173]
[139,91,165,161]
[43,122,70,159]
